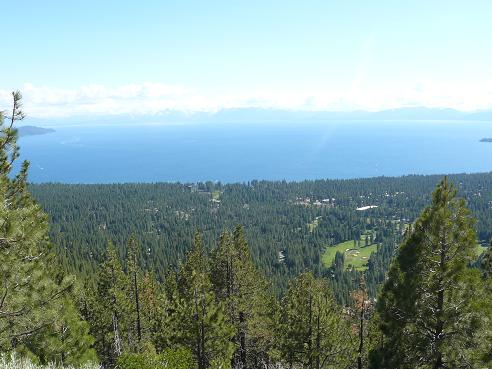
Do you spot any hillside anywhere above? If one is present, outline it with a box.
[30,172,492,300]
[17,125,55,137]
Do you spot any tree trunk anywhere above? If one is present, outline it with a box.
[316,303,320,369]
[133,270,142,341]
[112,311,122,358]
[239,311,247,369]
[433,233,447,369]
[358,304,364,369]
[308,289,313,369]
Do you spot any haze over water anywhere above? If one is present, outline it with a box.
[19,121,492,183]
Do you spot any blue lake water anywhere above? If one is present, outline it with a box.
[18,121,492,183]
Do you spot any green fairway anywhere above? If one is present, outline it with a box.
[322,241,487,272]
[322,240,378,271]
[476,243,488,256]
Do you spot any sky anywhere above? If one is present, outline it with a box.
[1,0,492,118]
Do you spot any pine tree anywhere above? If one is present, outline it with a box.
[140,271,164,348]
[351,275,371,369]
[176,232,235,369]
[25,297,97,366]
[278,271,355,369]
[374,178,487,368]
[482,239,492,280]
[154,270,181,352]
[0,92,71,351]
[210,226,277,368]
[126,235,143,348]
[86,241,131,366]
[477,240,492,365]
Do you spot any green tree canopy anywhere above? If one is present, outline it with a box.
[0,91,96,365]
[278,271,355,369]
[374,178,489,368]
[175,232,235,369]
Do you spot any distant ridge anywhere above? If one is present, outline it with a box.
[17,125,55,137]
[23,107,492,126]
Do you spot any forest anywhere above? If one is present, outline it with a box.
[1,93,491,369]
[29,171,492,302]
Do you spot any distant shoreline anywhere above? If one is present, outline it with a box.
[18,125,56,137]
[480,138,492,142]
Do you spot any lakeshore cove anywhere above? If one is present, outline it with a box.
[19,120,492,183]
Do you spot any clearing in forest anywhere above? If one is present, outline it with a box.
[322,240,378,271]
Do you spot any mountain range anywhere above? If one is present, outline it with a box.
[23,107,492,126]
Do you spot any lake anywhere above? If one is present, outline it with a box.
[18,120,492,183]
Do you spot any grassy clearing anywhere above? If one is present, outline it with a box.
[211,191,221,200]
[322,240,378,271]
[323,241,487,272]
[307,216,322,232]
[476,243,488,256]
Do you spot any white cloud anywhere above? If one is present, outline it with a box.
[1,81,492,118]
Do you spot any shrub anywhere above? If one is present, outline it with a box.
[0,353,100,369]
[116,347,196,369]
[116,353,156,369]
[158,347,195,369]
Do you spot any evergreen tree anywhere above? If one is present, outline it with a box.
[25,297,97,366]
[351,275,371,369]
[374,178,487,368]
[0,91,96,365]
[482,239,492,279]
[85,241,131,366]
[176,232,235,369]
[153,271,181,352]
[0,91,55,349]
[210,226,277,368]
[127,235,143,348]
[277,271,355,369]
[140,271,165,348]
[476,240,492,364]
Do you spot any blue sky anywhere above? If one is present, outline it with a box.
[2,0,492,117]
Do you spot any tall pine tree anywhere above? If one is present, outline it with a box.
[277,271,355,369]
[476,240,492,364]
[374,178,488,368]
[210,226,277,368]
[176,232,235,369]
[0,91,96,365]
[85,241,131,366]
[126,235,143,349]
